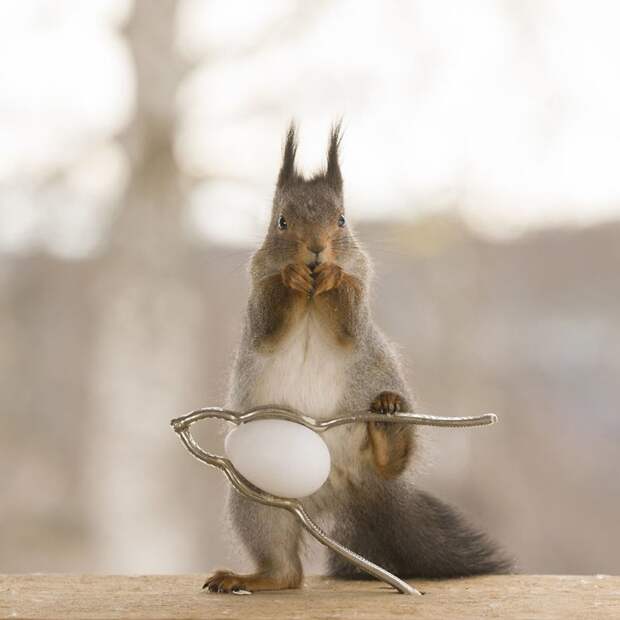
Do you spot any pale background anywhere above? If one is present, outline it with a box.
[1,0,619,575]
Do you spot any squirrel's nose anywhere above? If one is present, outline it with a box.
[309,244,325,256]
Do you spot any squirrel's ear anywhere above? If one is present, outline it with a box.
[277,122,299,188]
[326,121,343,194]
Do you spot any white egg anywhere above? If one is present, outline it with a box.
[224,419,331,498]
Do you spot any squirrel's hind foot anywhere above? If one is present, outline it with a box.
[203,569,302,594]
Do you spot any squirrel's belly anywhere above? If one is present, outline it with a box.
[250,312,350,419]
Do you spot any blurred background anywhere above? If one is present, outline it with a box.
[1,0,619,576]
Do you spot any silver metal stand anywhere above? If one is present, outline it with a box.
[171,405,497,595]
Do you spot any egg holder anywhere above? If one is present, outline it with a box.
[170,405,497,596]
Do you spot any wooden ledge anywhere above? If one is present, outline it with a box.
[1,574,619,619]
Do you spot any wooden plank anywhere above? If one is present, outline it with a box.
[1,574,619,620]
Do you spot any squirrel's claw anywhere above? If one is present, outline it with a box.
[312,262,343,295]
[370,391,403,415]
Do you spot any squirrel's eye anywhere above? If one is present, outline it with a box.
[277,215,288,230]
[338,214,346,228]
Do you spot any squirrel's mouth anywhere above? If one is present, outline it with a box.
[308,261,320,272]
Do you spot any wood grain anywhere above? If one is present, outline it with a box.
[1,574,619,620]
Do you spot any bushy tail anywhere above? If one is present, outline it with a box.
[327,481,512,579]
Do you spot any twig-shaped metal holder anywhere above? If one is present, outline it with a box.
[171,405,497,596]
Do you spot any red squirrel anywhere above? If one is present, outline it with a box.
[205,124,511,593]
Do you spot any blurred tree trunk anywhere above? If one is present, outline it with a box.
[85,0,222,571]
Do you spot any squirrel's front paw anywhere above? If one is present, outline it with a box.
[281,263,313,295]
[370,391,403,414]
[312,262,343,295]
[368,391,412,478]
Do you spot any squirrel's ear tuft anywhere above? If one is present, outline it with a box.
[326,120,343,194]
[277,122,299,188]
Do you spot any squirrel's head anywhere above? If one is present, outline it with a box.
[260,122,361,272]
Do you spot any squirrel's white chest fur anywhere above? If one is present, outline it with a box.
[251,310,349,419]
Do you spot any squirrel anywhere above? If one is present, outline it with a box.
[204,123,512,593]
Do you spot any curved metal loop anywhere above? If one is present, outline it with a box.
[170,405,498,595]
